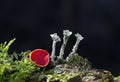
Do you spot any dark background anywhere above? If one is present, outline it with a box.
[0,0,120,76]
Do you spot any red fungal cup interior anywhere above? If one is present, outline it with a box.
[30,49,50,67]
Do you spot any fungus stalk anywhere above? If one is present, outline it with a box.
[57,30,72,59]
[50,33,61,62]
[67,33,83,59]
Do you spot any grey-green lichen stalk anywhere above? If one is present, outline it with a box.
[50,33,61,62]
[67,33,83,60]
[57,30,72,59]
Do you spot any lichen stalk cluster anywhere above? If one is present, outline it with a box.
[50,30,83,61]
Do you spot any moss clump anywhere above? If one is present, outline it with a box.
[0,39,43,82]
[47,73,81,82]
[114,76,120,82]
[82,69,114,82]
[0,39,119,82]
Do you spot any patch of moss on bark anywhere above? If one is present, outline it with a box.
[0,39,119,82]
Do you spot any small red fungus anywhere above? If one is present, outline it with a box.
[29,49,50,67]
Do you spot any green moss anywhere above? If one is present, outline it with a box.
[47,73,81,82]
[0,39,42,82]
[114,76,120,82]
[82,69,114,82]
[66,53,91,73]
[0,39,119,82]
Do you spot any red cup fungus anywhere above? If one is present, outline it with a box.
[29,49,50,67]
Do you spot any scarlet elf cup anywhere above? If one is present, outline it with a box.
[29,49,50,67]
